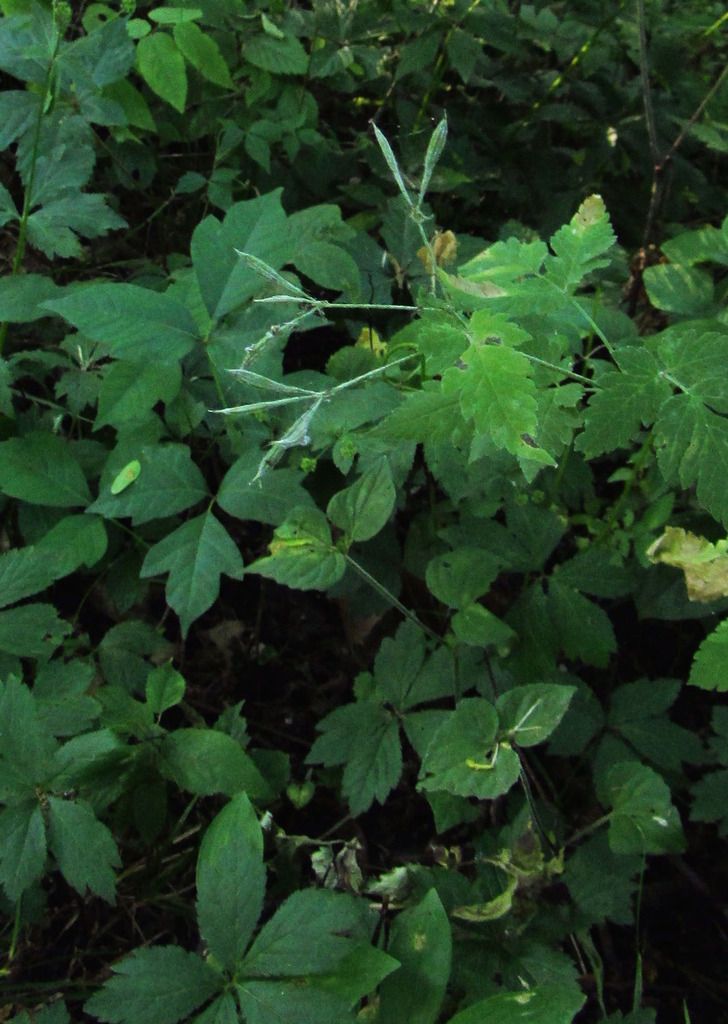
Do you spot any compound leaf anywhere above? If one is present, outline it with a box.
[173,21,233,88]
[141,512,244,635]
[307,702,402,815]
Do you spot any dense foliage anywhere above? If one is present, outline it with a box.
[0,1,726,1022]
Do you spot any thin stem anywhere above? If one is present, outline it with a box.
[344,553,441,644]
[637,0,659,164]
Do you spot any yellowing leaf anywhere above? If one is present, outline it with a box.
[356,326,387,356]
[646,526,728,602]
[417,229,458,272]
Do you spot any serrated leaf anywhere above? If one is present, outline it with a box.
[373,387,462,445]
[689,620,728,691]
[26,193,126,260]
[546,194,616,290]
[426,547,502,609]
[451,604,516,649]
[606,762,685,855]
[446,984,585,1024]
[196,793,265,970]
[374,620,426,710]
[241,889,370,978]
[217,451,316,525]
[136,31,187,112]
[43,284,199,363]
[691,770,728,834]
[657,330,728,413]
[84,946,221,1024]
[248,507,345,591]
[327,458,395,542]
[606,678,702,771]
[377,889,451,1024]
[443,344,538,456]
[47,796,120,902]
[307,702,402,815]
[0,273,64,322]
[145,663,186,714]
[89,444,208,525]
[497,684,576,747]
[235,979,351,1024]
[547,581,616,668]
[141,512,244,635]
[34,659,99,737]
[95,361,182,430]
[0,604,70,657]
[0,803,47,901]
[655,395,728,528]
[565,832,640,925]
[418,699,521,799]
[243,33,308,75]
[576,349,670,458]
[0,678,58,789]
[0,547,63,609]
[0,431,91,506]
[173,21,233,88]
[160,729,270,799]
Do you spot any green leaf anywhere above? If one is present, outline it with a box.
[327,458,395,542]
[691,769,728,834]
[565,832,640,925]
[196,793,265,971]
[418,699,521,799]
[496,684,576,747]
[191,191,291,321]
[426,547,501,609]
[145,663,186,714]
[43,284,199,363]
[655,395,728,528]
[546,194,616,290]
[606,762,685,855]
[160,728,271,799]
[576,349,670,458]
[241,889,370,977]
[0,803,47,901]
[0,678,58,790]
[47,796,121,902]
[443,344,539,458]
[657,330,728,414]
[173,21,233,88]
[451,604,515,649]
[95,361,182,430]
[248,507,346,591]
[607,679,703,771]
[136,31,187,112]
[85,946,221,1024]
[547,581,616,668]
[0,273,64,322]
[0,547,63,609]
[307,702,402,815]
[89,444,208,525]
[0,432,91,506]
[373,620,426,710]
[243,32,308,75]
[141,512,244,635]
[446,984,585,1024]
[293,241,360,294]
[643,263,714,316]
[191,993,238,1024]
[217,451,316,525]
[26,194,126,260]
[689,620,728,691]
[377,889,451,1024]
[35,514,108,575]
[0,604,70,657]
[35,659,99,737]
[235,980,351,1024]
